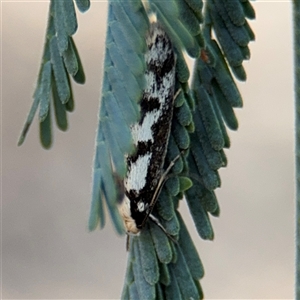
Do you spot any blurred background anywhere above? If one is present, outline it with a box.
[2,1,294,299]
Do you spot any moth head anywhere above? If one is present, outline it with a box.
[118,196,140,234]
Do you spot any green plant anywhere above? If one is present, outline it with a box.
[19,1,256,299]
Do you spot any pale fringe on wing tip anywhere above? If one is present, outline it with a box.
[118,196,140,234]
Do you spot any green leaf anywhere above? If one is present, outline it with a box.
[212,80,238,130]
[62,0,78,36]
[104,64,140,124]
[53,0,68,53]
[74,0,90,13]
[193,83,225,151]
[210,40,243,107]
[185,180,214,240]
[178,176,193,191]
[175,100,193,127]
[174,47,190,83]
[107,46,144,95]
[153,2,200,58]
[172,119,190,150]
[166,135,184,175]
[161,215,180,237]
[156,283,164,300]
[88,169,105,231]
[70,37,86,84]
[39,104,52,149]
[52,72,68,131]
[158,262,171,286]
[156,188,176,221]
[165,176,180,197]
[223,0,245,26]
[177,212,204,280]
[190,134,221,190]
[193,108,225,170]
[149,221,173,264]
[184,0,203,22]
[111,2,146,54]
[38,61,52,122]
[243,1,256,20]
[171,246,199,299]
[209,2,244,67]
[177,0,202,36]
[65,81,75,112]
[132,239,156,300]
[164,267,183,300]
[109,21,145,78]
[128,282,139,300]
[18,94,40,146]
[63,39,79,76]
[94,131,118,207]
[102,92,134,154]
[50,36,70,104]
[214,0,249,47]
[137,228,160,285]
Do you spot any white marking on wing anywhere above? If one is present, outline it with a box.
[137,201,149,212]
[146,28,173,65]
[144,71,175,102]
[131,110,160,143]
[137,201,145,212]
[126,153,152,192]
[130,70,175,144]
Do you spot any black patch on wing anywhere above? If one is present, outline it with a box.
[129,141,151,163]
[140,96,160,115]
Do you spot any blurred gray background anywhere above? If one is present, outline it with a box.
[2,1,294,299]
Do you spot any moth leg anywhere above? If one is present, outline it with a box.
[173,88,182,101]
[140,152,183,229]
[149,152,182,208]
[149,213,177,243]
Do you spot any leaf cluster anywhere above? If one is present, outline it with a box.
[121,1,254,299]
[18,0,256,298]
[18,0,90,148]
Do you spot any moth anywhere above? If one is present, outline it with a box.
[119,22,178,235]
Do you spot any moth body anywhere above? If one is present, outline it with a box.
[119,22,176,234]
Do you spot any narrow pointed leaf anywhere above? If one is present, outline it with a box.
[74,0,90,13]
[50,36,70,104]
[39,104,52,149]
[38,61,52,121]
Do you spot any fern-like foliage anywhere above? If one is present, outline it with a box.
[18,0,89,149]
[88,1,255,299]
[89,1,149,234]
[187,0,255,241]
[18,0,255,298]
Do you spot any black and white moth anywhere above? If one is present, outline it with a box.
[119,22,177,235]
